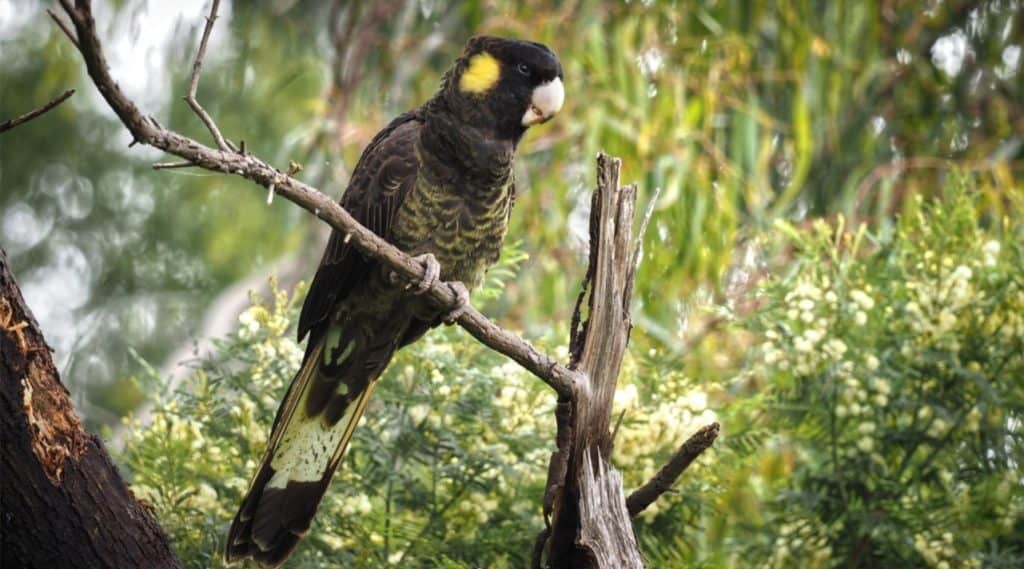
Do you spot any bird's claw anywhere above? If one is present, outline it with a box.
[388,254,466,322]
[392,253,441,295]
[443,281,470,325]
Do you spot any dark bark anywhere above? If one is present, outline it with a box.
[626,423,721,517]
[0,248,182,569]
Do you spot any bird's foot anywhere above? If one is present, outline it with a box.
[443,281,470,325]
[391,253,441,295]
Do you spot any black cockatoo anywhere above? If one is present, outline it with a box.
[225,36,564,567]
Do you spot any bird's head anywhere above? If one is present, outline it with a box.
[444,36,564,142]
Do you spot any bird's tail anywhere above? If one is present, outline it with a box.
[225,325,386,567]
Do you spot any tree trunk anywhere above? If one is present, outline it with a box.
[0,248,182,569]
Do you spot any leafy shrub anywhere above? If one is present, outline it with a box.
[118,245,715,568]
[118,182,1022,568]
[745,184,1024,568]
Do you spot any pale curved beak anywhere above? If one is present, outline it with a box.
[521,77,565,127]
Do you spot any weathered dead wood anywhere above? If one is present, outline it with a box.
[626,422,721,518]
[543,155,645,568]
[578,452,644,568]
[0,248,182,568]
[539,155,720,568]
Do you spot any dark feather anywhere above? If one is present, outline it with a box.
[226,339,380,568]
[297,111,424,344]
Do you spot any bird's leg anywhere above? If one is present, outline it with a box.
[390,253,442,295]
[442,281,470,325]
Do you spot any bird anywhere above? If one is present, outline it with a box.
[225,36,564,567]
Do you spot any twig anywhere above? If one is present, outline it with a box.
[47,9,79,49]
[631,185,661,272]
[623,184,661,305]
[625,422,720,517]
[609,408,626,444]
[183,0,235,152]
[681,315,727,354]
[0,89,75,134]
[152,161,197,170]
[54,0,580,399]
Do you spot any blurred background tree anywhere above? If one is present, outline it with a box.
[1,0,1022,567]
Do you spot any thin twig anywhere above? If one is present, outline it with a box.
[631,185,662,272]
[623,184,661,305]
[184,0,235,152]
[625,422,720,517]
[153,161,197,170]
[850,155,1019,224]
[47,9,79,49]
[55,0,580,399]
[680,315,727,354]
[0,89,75,134]
[609,407,627,444]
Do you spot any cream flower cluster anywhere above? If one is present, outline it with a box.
[750,201,1023,567]
[612,365,718,521]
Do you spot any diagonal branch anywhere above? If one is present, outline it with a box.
[0,89,75,134]
[47,8,79,49]
[625,422,720,517]
[184,0,235,152]
[53,0,580,399]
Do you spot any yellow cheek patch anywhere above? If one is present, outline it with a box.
[459,52,501,94]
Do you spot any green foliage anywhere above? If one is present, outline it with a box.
[118,246,720,567]
[118,176,1024,569]
[741,183,1024,567]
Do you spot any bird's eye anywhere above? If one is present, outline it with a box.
[517,63,531,76]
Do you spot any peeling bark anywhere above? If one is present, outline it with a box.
[540,156,720,568]
[544,155,644,568]
[0,248,181,569]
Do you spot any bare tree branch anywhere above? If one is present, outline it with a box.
[625,422,720,517]
[53,0,580,399]
[0,89,75,134]
[183,0,235,152]
[546,156,642,568]
[46,8,79,49]
[152,160,197,170]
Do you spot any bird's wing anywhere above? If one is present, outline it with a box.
[226,112,425,567]
[297,110,423,344]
